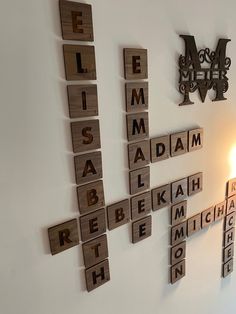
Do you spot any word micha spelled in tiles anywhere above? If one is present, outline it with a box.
[47,0,234,293]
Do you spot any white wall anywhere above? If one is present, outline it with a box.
[1,0,236,313]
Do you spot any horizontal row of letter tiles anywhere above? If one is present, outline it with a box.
[171,198,236,246]
[70,119,202,162]
[76,173,203,215]
[48,213,152,256]
[48,172,203,254]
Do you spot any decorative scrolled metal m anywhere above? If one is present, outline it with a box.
[178,35,231,106]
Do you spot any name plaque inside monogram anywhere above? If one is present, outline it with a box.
[178,35,231,105]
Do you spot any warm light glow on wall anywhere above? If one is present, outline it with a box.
[229,146,236,179]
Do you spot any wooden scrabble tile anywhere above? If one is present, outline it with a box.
[107,199,130,230]
[63,44,96,80]
[170,131,188,157]
[67,84,98,118]
[123,48,148,80]
[126,112,149,142]
[150,135,170,163]
[224,212,236,232]
[170,241,186,265]
[188,172,203,196]
[80,208,106,242]
[48,219,79,255]
[214,201,226,222]
[171,221,187,246]
[222,259,234,278]
[131,191,151,220]
[74,151,102,185]
[71,119,101,153]
[128,140,150,170]
[227,178,236,198]
[152,184,171,211]
[187,213,201,237]
[129,166,150,195]
[132,215,152,243]
[171,178,188,203]
[77,180,105,214]
[223,243,234,264]
[224,228,235,247]
[227,195,236,214]
[125,82,148,112]
[171,201,187,226]
[85,259,110,292]
[170,259,185,284]
[82,234,108,268]
[188,128,203,152]
[59,1,94,41]
[201,206,215,228]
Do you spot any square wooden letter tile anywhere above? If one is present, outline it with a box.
[188,172,203,196]
[63,44,96,80]
[150,135,170,163]
[74,151,102,185]
[170,131,188,157]
[82,234,108,268]
[171,177,188,203]
[152,184,171,211]
[123,48,148,80]
[71,119,100,153]
[170,259,185,284]
[223,228,235,247]
[227,195,236,214]
[187,213,201,237]
[107,199,130,230]
[188,128,203,152]
[59,1,94,41]
[132,215,152,244]
[224,212,236,232]
[222,259,234,278]
[131,191,152,220]
[48,219,79,255]
[129,166,150,195]
[171,221,187,246]
[201,207,215,228]
[85,259,110,292]
[171,200,187,226]
[227,178,236,198]
[170,241,186,265]
[125,82,148,112]
[214,201,226,222]
[126,112,149,142]
[77,180,105,214]
[223,243,234,264]
[80,208,106,242]
[128,140,150,170]
[67,85,98,118]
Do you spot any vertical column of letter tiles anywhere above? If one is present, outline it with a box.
[59,0,110,292]
[123,48,151,244]
[222,178,236,278]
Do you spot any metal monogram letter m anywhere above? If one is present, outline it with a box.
[178,35,231,106]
